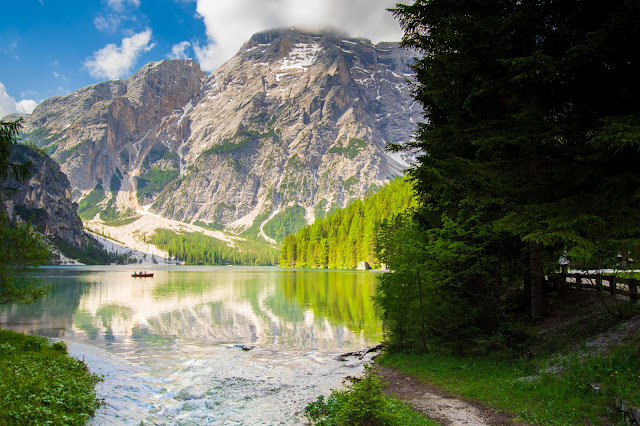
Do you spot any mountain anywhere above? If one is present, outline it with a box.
[1,145,88,250]
[19,28,420,242]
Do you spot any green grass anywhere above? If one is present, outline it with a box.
[305,365,436,425]
[0,329,102,425]
[377,334,640,425]
[78,184,106,221]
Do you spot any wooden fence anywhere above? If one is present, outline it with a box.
[550,272,639,300]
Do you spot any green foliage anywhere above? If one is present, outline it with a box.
[55,139,89,163]
[327,137,368,159]
[52,236,138,265]
[262,205,307,244]
[98,198,139,226]
[109,173,121,192]
[202,138,249,155]
[240,210,271,240]
[201,126,276,157]
[0,119,31,184]
[1,119,50,305]
[304,365,433,425]
[314,199,328,221]
[20,126,66,150]
[77,183,106,221]
[143,144,178,167]
[280,178,417,269]
[192,220,224,231]
[343,176,359,192]
[136,167,179,201]
[0,215,50,304]
[376,209,524,351]
[379,331,640,425]
[379,0,640,348]
[20,126,50,147]
[280,234,297,267]
[0,329,102,425]
[150,229,278,265]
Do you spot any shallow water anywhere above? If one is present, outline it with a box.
[0,266,383,424]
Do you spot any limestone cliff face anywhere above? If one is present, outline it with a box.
[1,145,88,249]
[19,28,420,236]
[21,59,206,195]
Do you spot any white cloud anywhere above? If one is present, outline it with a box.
[193,0,403,71]
[107,0,140,12]
[94,14,121,32]
[84,29,155,80]
[0,82,37,118]
[16,100,38,114]
[168,41,191,60]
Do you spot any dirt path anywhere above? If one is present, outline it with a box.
[377,366,525,425]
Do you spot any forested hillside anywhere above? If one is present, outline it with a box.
[149,229,279,265]
[280,178,416,269]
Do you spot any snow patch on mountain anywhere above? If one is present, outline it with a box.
[280,43,322,70]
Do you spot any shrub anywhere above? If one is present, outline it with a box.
[304,365,431,425]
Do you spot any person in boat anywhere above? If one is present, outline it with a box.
[133,271,137,276]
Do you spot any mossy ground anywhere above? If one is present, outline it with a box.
[0,329,102,425]
[377,289,640,425]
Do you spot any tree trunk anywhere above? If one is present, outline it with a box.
[417,273,428,352]
[523,248,531,308]
[530,243,544,319]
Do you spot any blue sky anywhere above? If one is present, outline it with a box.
[0,0,403,118]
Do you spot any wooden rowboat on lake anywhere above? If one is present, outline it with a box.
[131,272,154,277]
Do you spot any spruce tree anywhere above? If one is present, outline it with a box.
[391,0,640,319]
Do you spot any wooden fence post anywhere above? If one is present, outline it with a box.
[608,276,617,296]
[629,279,638,301]
[530,244,544,319]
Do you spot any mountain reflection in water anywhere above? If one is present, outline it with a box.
[0,266,383,424]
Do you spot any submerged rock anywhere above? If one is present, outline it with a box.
[233,344,255,351]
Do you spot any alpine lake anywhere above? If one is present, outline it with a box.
[0,266,383,425]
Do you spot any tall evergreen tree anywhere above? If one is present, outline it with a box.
[390,0,640,320]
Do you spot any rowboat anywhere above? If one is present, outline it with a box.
[131,272,154,277]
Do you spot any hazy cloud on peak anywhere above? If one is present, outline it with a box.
[194,0,403,71]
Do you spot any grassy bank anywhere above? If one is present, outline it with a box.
[0,329,102,425]
[305,366,437,425]
[377,290,640,424]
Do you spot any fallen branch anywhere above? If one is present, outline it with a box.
[336,344,384,361]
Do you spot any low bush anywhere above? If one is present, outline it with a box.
[304,365,434,425]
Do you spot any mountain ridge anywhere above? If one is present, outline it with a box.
[18,28,420,243]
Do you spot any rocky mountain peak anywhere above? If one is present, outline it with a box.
[18,29,420,243]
